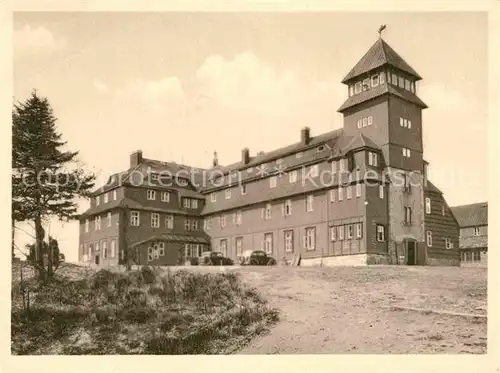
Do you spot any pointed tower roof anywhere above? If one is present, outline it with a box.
[342,38,422,84]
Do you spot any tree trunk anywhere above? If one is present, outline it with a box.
[12,219,15,261]
[47,240,53,279]
[34,214,46,282]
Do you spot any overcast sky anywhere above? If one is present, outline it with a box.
[13,12,488,261]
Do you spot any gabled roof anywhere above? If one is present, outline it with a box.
[450,202,488,228]
[130,233,210,248]
[342,38,422,84]
[337,83,427,112]
[338,133,381,154]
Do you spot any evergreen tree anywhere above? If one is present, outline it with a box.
[12,90,96,281]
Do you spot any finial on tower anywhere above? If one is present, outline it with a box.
[378,24,387,38]
[212,151,218,167]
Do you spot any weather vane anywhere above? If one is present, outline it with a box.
[378,24,387,38]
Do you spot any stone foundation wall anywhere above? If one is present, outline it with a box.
[427,257,460,267]
[301,254,368,267]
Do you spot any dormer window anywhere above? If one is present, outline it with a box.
[405,79,411,91]
[392,73,398,84]
[354,82,362,94]
[380,71,385,84]
[362,78,370,91]
[398,76,405,88]
[371,75,379,87]
[349,85,354,97]
[410,81,415,93]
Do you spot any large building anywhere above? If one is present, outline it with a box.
[78,36,460,267]
[451,202,488,267]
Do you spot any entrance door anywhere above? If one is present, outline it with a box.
[407,241,416,265]
[95,255,100,265]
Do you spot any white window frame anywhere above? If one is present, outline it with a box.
[405,79,411,91]
[357,119,362,129]
[330,189,335,202]
[265,203,272,220]
[404,206,412,225]
[219,239,228,257]
[349,85,354,97]
[102,241,108,259]
[165,214,173,229]
[330,226,336,241]
[130,211,140,226]
[331,161,337,173]
[392,73,398,84]
[425,197,431,214]
[85,219,89,233]
[220,215,227,228]
[241,185,247,195]
[362,117,367,127]
[204,217,211,231]
[304,227,316,251]
[379,185,384,199]
[191,220,198,231]
[113,190,117,200]
[192,199,198,209]
[362,78,370,91]
[346,186,352,199]
[356,183,362,197]
[354,82,362,94]
[338,187,344,201]
[264,233,274,254]
[356,223,362,238]
[368,116,373,126]
[377,225,385,242]
[309,164,319,178]
[236,211,242,225]
[107,212,112,227]
[445,238,454,249]
[161,192,170,202]
[473,227,480,236]
[371,74,379,87]
[289,170,298,183]
[95,216,101,230]
[426,231,433,247]
[96,196,100,206]
[147,189,156,200]
[284,230,294,252]
[103,193,109,204]
[380,71,385,84]
[347,224,353,239]
[225,188,231,199]
[400,117,404,127]
[270,176,278,188]
[306,195,314,212]
[339,225,344,241]
[284,199,292,216]
[151,213,160,228]
[185,219,191,231]
[211,192,216,202]
[235,237,243,254]
[110,239,116,258]
[408,120,412,129]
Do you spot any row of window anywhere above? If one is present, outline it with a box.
[402,147,411,158]
[84,212,113,232]
[129,211,197,231]
[95,189,118,206]
[330,223,364,241]
[184,243,210,259]
[146,189,171,203]
[400,117,412,129]
[425,198,448,216]
[356,115,373,128]
[425,231,454,249]
[349,72,386,96]
[461,251,482,262]
[81,239,117,261]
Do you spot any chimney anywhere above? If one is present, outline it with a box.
[130,150,143,168]
[212,151,218,167]
[301,127,310,145]
[241,148,250,164]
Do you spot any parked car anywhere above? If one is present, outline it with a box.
[200,251,233,266]
[238,250,276,266]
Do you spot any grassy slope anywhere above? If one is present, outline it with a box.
[11,264,279,355]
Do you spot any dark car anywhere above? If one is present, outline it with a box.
[200,251,233,266]
[238,250,276,266]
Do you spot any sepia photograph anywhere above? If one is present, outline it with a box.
[6,3,495,366]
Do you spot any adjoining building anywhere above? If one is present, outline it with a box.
[451,202,488,267]
[78,36,460,267]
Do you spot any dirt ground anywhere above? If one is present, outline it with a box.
[233,265,487,354]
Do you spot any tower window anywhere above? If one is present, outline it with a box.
[357,119,362,129]
[398,76,405,88]
[410,81,415,93]
[362,118,367,127]
[402,148,411,158]
[392,73,398,85]
[405,79,411,91]
[354,82,362,94]
[368,116,373,125]
[362,79,370,91]
[349,85,354,97]
[380,71,386,84]
[371,75,379,87]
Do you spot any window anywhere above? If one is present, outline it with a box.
[362,117,367,127]
[473,251,481,261]
[398,76,405,88]
[473,227,480,236]
[235,237,243,255]
[356,223,362,238]
[241,185,247,195]
[110,239,116,258]
[330,226,336,241]
[130,211,140,226]
[330,189,335,202]
[442,205,446,216]
[183,198,191,208]
[362,78,370,91]
[304,227,316,250]
[151,173,158,181]
[102,241,108,259]
[379,185,384,199]
[270,176,277,188]
[371,75,379,87]
[368,116,373,126]
[161,192,170,202]
[339,225,344,241]
[392,73,397,84]
[264,203,272,220]
[204,217,211,231]
[191,220,198,231]
[284,230,294,252]
[425,198,431,214]
[354,82,362,94]
[445,238,454,249]
[96,196,100,206]
[368,152,378,166]
[95,216,101,230]
[113,190,117,200]
[192,199,198,209]
[225,188,231,199]
[85,219,89,233]
[349,85,354,97]
[247,167,253,173]
[338,187,344,201]
[377,225,385,242]
[147,189,156,200]
[400,117,404,127]
[220,215,227,228]
[346,186,352,199]
[331,161,337,173]
[404,207,412,225]
[95,242,100,253]
[289,170,298,183]
[165,214,173,229]
[185,219,191,231]
[264,233,274,254]
[402,148,411,158]
[356,183,362,197]
[211,193,216,202]
[408,120,412,129]
[219,239,228,257]
[284,199,292,216]
[306,195,314,212]
[339,158,346,172]
[104,193,108,203]
[405,79,411,91]
[107,212,112,227]
[426,231,433,247]
[410,81,415,93]
[296,152,303,159]
[158,242,165,256]
[120,247,124,261]
[380,71,385,84]
[309,164,319,178]
[357,119,362,129]
[317,146,325,152]
[150,213,160,228]
[346,224,353,239]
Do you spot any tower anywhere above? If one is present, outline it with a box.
[338,31,429,265]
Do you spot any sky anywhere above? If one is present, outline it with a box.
[13,12,488,262]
